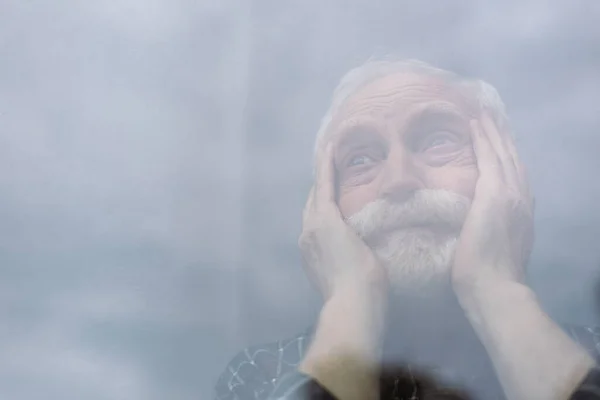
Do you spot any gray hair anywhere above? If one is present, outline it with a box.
[313,58,510,161]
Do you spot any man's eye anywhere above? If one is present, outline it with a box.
[347,154,374,167]
[429,137,451,147]
[422,132,457,150]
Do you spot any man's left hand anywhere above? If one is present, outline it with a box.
[452,114,535,299]
[450,115,596,400]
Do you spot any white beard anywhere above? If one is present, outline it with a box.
[371,230,458,296]
[346,189,471,297]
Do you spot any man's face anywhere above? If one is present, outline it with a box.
[326,72,481,294]
[330,72,479,217]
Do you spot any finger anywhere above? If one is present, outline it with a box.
[314,143,336,206]
[503,127,520,164]
[480,113,521,186]
[302,187,315,224]
[503,131,530,194]
[470,119,501,183]
[495,118,527,183]
[520,163,533,202]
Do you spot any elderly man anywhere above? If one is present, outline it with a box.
[213,59,600,400]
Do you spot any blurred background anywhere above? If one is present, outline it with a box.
[1,0,600,399]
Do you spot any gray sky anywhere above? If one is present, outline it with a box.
[1,1,599,399]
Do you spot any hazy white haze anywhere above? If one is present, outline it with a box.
[0,1,599,399]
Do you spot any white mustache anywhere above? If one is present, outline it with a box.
[346,189,472,241]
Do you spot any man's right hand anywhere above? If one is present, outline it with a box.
[298,143,388,301]
[298,143,388,400]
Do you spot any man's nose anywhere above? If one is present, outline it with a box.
[379,149,422,203]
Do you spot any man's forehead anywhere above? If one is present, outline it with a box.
[330,72,477,132]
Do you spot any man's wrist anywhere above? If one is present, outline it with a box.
[457,279,541,344]
[299,286,387,400]
[324,284,388,335]
[455,276,537,322]
[312,284,388,360]
[332,274,388,300]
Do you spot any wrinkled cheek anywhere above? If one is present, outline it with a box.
[338,185,377,219]
[458,169,479,200]
[426,168,478,203]
[452,151,479,195]
[437,159,479,201]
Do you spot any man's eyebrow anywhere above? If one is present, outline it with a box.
[334,120,383,149]
[404,102,468,128]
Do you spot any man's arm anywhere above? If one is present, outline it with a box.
[295,143,388,400]
[298,282,387,400]
[458,280,594,400]
[452,116,595,400]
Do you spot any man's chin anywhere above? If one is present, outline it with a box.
[372,233,458,298]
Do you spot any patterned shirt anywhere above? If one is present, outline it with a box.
[214,324,600,400]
